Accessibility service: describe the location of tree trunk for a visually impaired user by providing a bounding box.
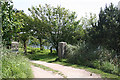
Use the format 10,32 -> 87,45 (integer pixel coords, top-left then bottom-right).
23,40 -> 27,55
39,38 -> 43,50
56,46 -> 58,54
50,46 -> 52,53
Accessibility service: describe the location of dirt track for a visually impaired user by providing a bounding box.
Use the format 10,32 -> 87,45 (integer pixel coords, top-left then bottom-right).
31,65 -> 63,78
31,60 -> 101,78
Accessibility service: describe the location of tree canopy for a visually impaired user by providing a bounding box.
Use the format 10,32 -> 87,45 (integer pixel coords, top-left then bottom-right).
28,4 -> 84,51
88,3 -> 120,54
1,1 -> 120,55
1,1 -> 18,48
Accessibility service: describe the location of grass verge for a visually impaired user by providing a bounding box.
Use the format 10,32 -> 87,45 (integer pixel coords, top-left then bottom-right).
31,62 -> 66,78
2,49 -> 33,78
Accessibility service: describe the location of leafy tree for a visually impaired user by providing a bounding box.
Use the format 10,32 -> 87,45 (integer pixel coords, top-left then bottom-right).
80,13 -> 98,29
28,4 -> 84,52
28,36 -> 40,46
80,13 -> 98,42
88,3 -> 120,54
28,7 -> 49,50
1,1 -> 18,49
16,11 -> 33,54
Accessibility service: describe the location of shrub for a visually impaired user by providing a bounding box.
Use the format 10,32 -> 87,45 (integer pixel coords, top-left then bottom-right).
2,49 -> 33,78
94,46 -> 114,62
65,42 -> 120,75
66,42 -> 97,64
65,44 -> 77,60
101,61 -> 119,75
91,60 -> 101,69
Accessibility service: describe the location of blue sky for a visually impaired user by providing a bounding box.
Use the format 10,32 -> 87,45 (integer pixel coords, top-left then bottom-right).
12,0 -> 120,19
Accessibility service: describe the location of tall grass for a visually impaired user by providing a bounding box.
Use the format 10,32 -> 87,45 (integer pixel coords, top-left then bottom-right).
1,49 -> 33,78
0,42 -> 2,79
65,42 -> 120,76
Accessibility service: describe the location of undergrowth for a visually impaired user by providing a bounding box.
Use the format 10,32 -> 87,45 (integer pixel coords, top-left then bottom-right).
65,42 -> 120,76
1,49 -> 33,78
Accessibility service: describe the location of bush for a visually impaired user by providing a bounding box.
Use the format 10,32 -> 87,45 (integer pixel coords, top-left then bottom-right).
94,46 -> 114,62
66,42 -> 97,64
91,60 -> 101,69
65,44 -> 77,60
101,61 -> 119,75
2,49 -> 33,78
65,42 -> 120,75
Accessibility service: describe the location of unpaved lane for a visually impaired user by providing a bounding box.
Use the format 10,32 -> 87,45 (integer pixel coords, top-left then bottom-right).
31,65 -> 63,78
31,60 -> 101,78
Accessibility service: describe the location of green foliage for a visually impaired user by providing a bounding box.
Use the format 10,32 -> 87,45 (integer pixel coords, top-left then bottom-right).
1,1 -> 19,48
65,44 -> 77,62
80,13 -> 98,29
92,60 -> 101,69
2,49 -> 33,78
27,47 -> 41,54
79,3 -> 120,75
28,4 -> 84,51
28,5 -> 49,50
26,49 -> 57,61
26,48 -> 120,79
65,44 -> 77,58
1,1 -> 120,78
65,42 -> 120,75
101,61 -> 119,74
0,42 -> 2,79
16,11 -> 34,54
88,3 -> 120,54
28,36 -> 40,46
66,42 -> 97,64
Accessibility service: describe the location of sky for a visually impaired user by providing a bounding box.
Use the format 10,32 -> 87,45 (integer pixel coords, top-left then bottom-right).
12,0 -> 120,19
